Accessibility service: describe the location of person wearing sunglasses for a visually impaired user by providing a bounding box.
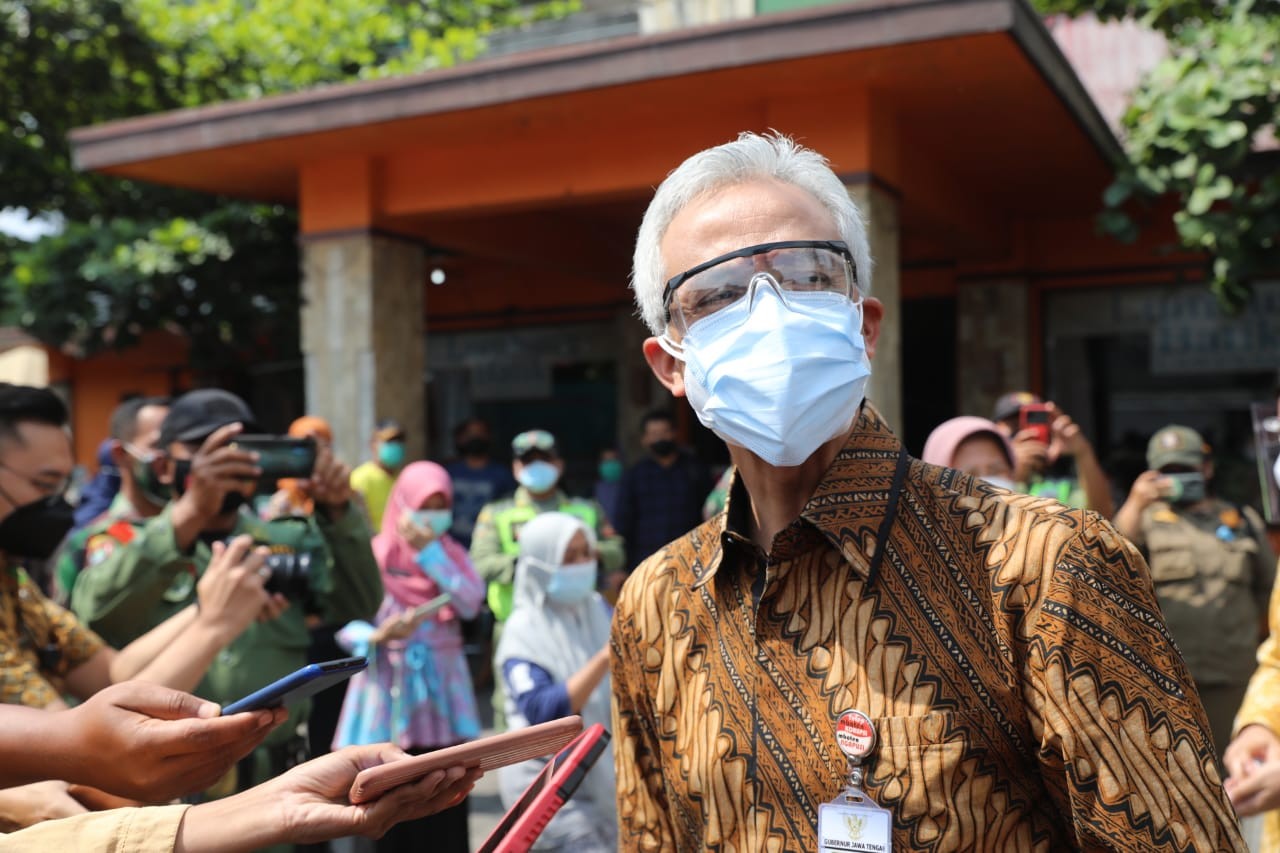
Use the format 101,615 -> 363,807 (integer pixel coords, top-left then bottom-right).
52,396 -> 171,605
609,132 -> 1241,851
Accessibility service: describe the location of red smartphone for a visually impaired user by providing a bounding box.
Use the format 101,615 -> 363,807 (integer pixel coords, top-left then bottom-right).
348,715 -> 582,804
1019,403 -> 1053,445
477,724 -> 611,853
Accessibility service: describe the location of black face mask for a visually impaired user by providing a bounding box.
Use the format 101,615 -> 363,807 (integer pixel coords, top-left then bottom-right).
649,439 -> 678,459
172,460 -> 248,516
0,497 -> 75,560
459,437 -> 492,458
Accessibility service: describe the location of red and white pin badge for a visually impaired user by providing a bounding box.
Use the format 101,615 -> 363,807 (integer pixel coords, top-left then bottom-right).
835,709 -> 877,763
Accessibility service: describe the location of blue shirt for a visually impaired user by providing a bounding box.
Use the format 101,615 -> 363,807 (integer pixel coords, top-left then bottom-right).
445,460 -> 516,548
615,452 -> 712,571
502,658 -> 570,725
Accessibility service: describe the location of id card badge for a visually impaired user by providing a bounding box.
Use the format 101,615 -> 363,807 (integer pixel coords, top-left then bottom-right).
819,710 -> 893,853
819,791 -> 892,852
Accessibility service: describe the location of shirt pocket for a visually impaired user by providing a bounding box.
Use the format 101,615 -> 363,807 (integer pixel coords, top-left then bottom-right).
869,711 -> 985,838
1215,535 -> 1259,585
1145,527 -> 1198,584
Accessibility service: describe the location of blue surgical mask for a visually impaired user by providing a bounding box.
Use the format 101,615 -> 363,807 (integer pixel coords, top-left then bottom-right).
409,509 -> 453,534
378,441 -> 406,468
518,460 -> 560,493
660,284 -> 871,467
546,560 -> 597,605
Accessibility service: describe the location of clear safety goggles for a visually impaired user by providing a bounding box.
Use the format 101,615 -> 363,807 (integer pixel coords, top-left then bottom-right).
661,239 -> 860,336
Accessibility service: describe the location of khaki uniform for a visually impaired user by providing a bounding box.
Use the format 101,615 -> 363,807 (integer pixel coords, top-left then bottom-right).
1134,498 -> 1275,754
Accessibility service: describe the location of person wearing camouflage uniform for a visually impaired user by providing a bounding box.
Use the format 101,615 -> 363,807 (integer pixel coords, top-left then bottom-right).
70,390 -> 382,795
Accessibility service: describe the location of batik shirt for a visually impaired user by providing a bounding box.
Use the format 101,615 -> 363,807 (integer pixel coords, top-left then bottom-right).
0,563 -> 104,708
610,405 -> 1242,852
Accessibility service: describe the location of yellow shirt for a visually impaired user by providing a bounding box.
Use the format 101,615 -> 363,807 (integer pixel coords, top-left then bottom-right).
0,804 -> 189,852
611,404 -> 1242,852
1233,561 -> 1280,848
349,461 -> 395,530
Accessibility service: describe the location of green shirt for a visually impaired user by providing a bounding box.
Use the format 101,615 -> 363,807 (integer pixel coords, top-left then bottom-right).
69,503 -> 383,740
52,493 -> 149,606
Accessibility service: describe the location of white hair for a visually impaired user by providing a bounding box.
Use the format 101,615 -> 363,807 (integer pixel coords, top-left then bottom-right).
631,131 -> 873,336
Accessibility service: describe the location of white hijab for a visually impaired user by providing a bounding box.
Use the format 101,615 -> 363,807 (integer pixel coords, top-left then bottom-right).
494,512 -> 616,845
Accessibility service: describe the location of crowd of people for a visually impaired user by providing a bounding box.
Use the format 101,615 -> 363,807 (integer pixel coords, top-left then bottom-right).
3,132 -> 1280,852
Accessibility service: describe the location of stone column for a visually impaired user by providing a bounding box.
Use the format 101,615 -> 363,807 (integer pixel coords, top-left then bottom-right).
300,232 -> 426,466
847,181 -> 902,433
955,280 -> 1030,421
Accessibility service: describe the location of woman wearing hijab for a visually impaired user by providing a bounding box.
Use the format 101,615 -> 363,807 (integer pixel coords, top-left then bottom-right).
921,416 -> 1018,489
495,512 -> 616,853
333,461 -> 484,853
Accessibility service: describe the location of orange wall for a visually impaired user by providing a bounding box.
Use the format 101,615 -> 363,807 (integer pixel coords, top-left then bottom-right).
58,333 -> 190,470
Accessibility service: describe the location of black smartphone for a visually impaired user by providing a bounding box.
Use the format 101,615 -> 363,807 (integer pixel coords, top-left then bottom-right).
222,657 -> 367,715
230,435 -> 317,479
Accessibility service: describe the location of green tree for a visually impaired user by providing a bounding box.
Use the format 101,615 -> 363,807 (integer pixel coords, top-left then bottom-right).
1,0 -> 574,367
1034,0 -> 1280,308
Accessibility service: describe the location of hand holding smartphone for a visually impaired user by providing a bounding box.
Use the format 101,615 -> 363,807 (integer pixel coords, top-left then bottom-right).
348,715 -> 582,804
1019,403 -> 1053,446
222,657 -> 367,716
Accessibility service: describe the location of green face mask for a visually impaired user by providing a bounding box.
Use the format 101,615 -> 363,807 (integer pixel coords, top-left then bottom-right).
598,459 -> 623,483
127,448 -> 169,508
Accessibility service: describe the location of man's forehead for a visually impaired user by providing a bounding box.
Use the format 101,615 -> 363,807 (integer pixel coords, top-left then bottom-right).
5,422 -> 73,472
135,406 -> 169,438
660,179 -> 840,274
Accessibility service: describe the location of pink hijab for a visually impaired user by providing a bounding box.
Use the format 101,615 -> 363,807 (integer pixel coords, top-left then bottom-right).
921,416 -> 1016,469
371,461 -> 472,616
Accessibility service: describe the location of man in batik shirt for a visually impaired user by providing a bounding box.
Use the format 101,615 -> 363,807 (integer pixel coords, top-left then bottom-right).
611,132 -> 1242,851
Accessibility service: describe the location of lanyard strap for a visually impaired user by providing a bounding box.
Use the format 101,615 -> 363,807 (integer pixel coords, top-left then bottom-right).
867,447 -> 909,585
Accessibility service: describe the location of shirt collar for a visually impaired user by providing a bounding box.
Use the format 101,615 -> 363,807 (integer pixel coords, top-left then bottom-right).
691,403 -> 906,590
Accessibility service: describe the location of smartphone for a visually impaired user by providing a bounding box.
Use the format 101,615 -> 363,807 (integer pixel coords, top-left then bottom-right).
230,435 -> 317,479
348,715 -> 583,804
476,724 -> 611,853
222,656 -> 367,715
1019,403 -> 1053,445
410,593 -> 452,621
1161,471 -> 1206,504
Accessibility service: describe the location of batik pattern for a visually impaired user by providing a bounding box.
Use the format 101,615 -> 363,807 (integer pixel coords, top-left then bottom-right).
611,406 -> 1243,852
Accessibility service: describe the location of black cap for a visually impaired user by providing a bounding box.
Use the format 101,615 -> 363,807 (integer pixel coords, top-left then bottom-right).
158,389 -> 258,448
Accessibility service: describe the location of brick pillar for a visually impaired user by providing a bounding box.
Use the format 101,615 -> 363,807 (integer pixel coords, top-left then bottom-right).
300,232 -> 426,466
847,181 -> 902,433
955,280 -> 1030,420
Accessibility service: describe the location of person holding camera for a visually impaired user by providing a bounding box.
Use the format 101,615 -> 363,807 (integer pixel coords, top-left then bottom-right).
1114,424 -> 1275,757
70,389 -> 383,793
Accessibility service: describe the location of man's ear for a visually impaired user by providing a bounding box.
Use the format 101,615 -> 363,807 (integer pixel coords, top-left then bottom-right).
861,297 -> 884,360
108,440 -> 128,470
642,338 -> 686,398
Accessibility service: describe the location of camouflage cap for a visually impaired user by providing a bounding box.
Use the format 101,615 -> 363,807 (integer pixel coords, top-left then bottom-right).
1147,425 -> 1209,470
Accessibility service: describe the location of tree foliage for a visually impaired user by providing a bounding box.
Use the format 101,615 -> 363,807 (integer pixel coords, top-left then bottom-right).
0,0 -> 574,366
1035,0 -> 1280,309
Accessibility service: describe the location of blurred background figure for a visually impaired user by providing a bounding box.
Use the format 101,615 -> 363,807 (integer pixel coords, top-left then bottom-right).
614,410 -> 711,572
334,461 -> 484,853
71,439 -> 121,531
55,396 -> 170,605
444,418 -> 515,550
921,416 -> 1017,489
593,448 -> 623,527
470,429 -> 624,730
992,391 -> 1114,516
350,418 -> 408,530
1114,424 -> 1275,757
495,512 -> 616,853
